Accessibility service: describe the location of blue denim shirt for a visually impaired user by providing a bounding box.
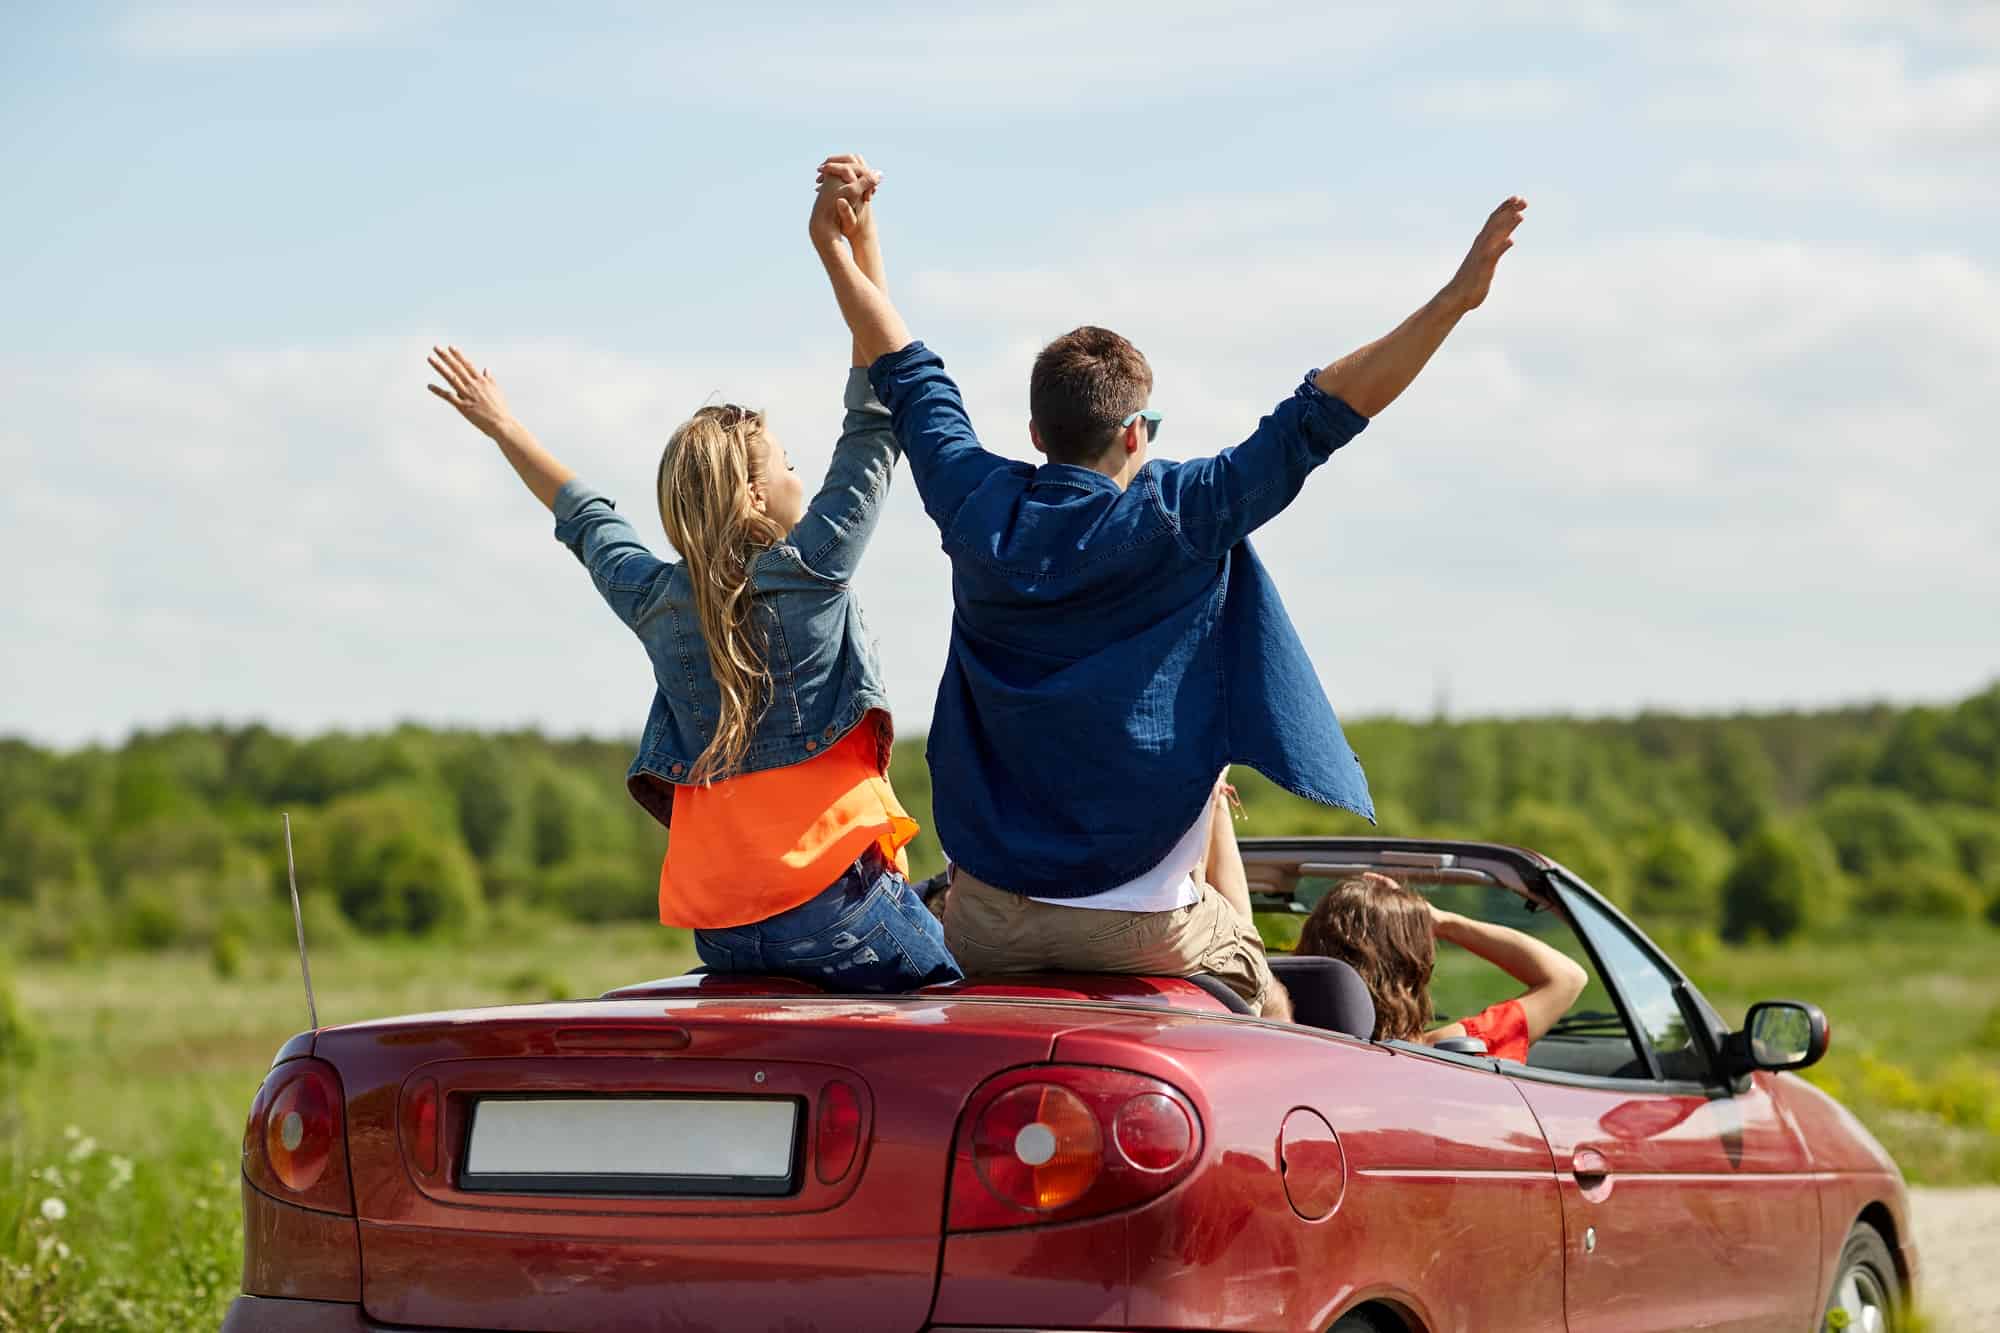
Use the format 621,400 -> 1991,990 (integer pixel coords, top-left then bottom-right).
869,341 -> 1375,899
552,368 -> 898,826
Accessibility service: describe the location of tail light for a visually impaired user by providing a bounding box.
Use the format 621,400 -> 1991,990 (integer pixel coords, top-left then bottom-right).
947,1065 -> 1202,1232
815,1080 -> 864,1185
243,1058 -> 353,1215
402,1077 -> 441,1178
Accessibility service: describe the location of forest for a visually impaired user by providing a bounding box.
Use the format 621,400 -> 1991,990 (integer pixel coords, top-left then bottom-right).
1,682 -> 1997,963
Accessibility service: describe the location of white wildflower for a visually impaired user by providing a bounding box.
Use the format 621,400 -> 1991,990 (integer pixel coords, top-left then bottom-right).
108,1155 -> 135,1190
62,1125 -> 81,1141
39,1197 -> 67,1223
67,1135 -> 98,1163
55,1240 -> 71,1262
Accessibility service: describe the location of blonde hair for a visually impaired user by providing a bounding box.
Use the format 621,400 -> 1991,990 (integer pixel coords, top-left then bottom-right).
656,404 -> 786,785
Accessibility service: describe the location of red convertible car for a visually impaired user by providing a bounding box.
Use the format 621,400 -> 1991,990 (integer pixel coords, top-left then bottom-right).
222,838 -> 1914,1332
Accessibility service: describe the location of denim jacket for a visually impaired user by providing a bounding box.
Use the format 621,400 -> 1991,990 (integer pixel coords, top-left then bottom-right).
869,341 -> 1375,899
552,368 -> 898,827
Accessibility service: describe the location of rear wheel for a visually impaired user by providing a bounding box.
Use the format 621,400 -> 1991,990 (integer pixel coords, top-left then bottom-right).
1331,1307 -> 1403,1333
1824,1222 -> 1900,1333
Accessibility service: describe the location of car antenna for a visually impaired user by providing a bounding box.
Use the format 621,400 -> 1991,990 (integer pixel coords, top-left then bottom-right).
282,813 -> 320,1029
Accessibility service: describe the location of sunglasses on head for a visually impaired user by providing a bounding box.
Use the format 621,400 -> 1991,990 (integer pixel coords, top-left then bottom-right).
1121,409 -> 1164,443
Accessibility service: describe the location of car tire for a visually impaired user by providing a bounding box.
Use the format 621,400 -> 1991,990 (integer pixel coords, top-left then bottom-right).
1330,1308 -> 1402,1333
1823,1222 -> 1901,1332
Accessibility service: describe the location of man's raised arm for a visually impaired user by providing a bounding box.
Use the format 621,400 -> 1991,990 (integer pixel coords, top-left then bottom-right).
811,159 -> 912,365
1313,196 -> 1527,417
809,155 -> 1009,532
1160,196 -> 1527,558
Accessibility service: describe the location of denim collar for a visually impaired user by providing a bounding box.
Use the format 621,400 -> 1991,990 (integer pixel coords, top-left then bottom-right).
1029,461 -> 1126,493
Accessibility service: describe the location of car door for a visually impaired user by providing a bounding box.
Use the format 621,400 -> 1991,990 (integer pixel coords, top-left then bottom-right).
1505,878 -> 1822,1333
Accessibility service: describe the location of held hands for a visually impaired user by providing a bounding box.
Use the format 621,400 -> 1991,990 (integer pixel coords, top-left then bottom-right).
811,153 -> 882,250
1440,196 -> 1527,314
425,345 -> 518,443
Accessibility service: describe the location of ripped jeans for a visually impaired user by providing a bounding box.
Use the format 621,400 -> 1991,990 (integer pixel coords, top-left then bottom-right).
692,848 -> 964,993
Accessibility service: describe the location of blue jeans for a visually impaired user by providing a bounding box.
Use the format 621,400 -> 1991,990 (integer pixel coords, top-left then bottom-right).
693,850 -> 964,993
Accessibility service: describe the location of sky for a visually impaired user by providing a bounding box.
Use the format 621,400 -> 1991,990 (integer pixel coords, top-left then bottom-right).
2,1 -> 1996,748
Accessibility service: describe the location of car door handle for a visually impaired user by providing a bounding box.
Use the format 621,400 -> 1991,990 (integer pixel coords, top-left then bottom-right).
1571,1148 -> 1611,1188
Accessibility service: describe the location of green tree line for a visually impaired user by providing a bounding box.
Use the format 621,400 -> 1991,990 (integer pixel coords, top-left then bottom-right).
2,683 -> 1996,959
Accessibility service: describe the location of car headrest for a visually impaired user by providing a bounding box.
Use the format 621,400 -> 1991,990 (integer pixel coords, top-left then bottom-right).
1268,954 -> 1376,1039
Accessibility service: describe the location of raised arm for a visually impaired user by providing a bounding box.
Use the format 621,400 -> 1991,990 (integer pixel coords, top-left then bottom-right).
785,162 -> 904,580
1312,196 -> 1526,417
1157,196 -> 1526,557
1427,905 -> 1588,1044
425,344 -> 666,624
810,156 -> 1011,532
425,346 -> 575,510
810,161 -> 912,366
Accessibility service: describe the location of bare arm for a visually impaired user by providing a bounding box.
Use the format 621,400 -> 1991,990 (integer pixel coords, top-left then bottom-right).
1427,907 -> 1588,1044
846,192 -> 889,369
811,171 -> 913,366
425,346 -> 575,511
1312,196 -> 1526,418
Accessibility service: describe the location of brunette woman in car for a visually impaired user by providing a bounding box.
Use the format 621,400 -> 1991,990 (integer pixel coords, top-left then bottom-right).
1296,872 -> 1586,1058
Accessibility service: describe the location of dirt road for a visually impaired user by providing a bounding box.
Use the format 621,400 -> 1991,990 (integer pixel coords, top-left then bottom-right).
1911,1187 -> 2000,1330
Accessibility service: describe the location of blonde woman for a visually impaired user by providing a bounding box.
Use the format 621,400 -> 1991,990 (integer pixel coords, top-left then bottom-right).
424,160 -> 960,991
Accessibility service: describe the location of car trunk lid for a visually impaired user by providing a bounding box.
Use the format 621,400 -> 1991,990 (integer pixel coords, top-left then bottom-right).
317,994 -> 1144,1332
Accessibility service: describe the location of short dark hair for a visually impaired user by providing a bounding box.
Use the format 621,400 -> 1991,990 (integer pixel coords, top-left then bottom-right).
1029,326 -> 1153,466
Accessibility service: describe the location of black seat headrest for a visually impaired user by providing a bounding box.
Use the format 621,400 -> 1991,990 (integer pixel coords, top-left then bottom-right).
1269,954 -> 1376,1039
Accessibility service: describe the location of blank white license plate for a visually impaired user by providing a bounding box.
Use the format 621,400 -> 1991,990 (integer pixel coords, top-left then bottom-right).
462,1097 -> 799,1195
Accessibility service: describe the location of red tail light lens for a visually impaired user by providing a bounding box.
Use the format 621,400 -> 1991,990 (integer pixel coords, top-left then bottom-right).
815,1080 -> 864,1185
243,1058 -> 353,1215
1114,1091 -> 1194,1171
403,1077 -> 440,1177
948,1065 -> 1202,1232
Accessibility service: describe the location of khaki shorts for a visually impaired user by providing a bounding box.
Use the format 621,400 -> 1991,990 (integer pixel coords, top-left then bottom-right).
942,870 -> 1275,1012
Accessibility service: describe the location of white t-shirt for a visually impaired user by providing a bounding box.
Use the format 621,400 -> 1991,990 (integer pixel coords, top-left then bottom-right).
1024,807 -> 1208,913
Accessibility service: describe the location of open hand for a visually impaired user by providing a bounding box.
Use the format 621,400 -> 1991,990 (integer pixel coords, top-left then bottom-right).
1441,196 -> 1527,313
425,345 -> 516,441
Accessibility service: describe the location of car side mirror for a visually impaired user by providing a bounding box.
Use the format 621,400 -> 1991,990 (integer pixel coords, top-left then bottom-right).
1725,1001 -> 1829,1075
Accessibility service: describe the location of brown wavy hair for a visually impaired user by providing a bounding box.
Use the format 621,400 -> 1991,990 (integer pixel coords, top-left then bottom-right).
656,404 -> 787,786
1296,873 -> 1436,1040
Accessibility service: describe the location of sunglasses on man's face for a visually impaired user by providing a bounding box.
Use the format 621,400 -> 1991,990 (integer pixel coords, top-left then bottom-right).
1121,409 -> 1164,443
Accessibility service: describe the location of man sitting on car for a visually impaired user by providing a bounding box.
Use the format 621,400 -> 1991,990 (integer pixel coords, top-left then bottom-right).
810,154 -> 1526,1020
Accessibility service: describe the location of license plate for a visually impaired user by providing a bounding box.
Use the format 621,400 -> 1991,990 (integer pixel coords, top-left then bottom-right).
461,1097 -> 800,1196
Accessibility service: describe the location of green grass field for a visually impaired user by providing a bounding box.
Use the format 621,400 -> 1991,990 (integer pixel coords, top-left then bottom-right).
3,922 -> 1996,1330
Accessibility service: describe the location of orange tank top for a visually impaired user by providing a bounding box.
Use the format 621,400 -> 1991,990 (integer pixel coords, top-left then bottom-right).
659,713 -> 917,930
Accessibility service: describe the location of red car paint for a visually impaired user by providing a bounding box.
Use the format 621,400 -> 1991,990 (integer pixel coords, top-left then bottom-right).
221,839 -> 1914,1333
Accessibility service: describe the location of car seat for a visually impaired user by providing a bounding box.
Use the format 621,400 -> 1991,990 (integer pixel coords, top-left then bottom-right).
1267,955 -> 1376,1039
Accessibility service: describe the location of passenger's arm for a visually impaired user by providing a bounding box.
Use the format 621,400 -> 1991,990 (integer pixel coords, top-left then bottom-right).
1426,907 -> 1588,1044
810,159 -> 1010,531
1312,196 -> 1526,417
426,345 -> 575,509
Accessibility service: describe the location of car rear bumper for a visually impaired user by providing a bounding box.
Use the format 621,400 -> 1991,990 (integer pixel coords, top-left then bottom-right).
221,1297 -> 382,1332
222,1296 -> 1132,1333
